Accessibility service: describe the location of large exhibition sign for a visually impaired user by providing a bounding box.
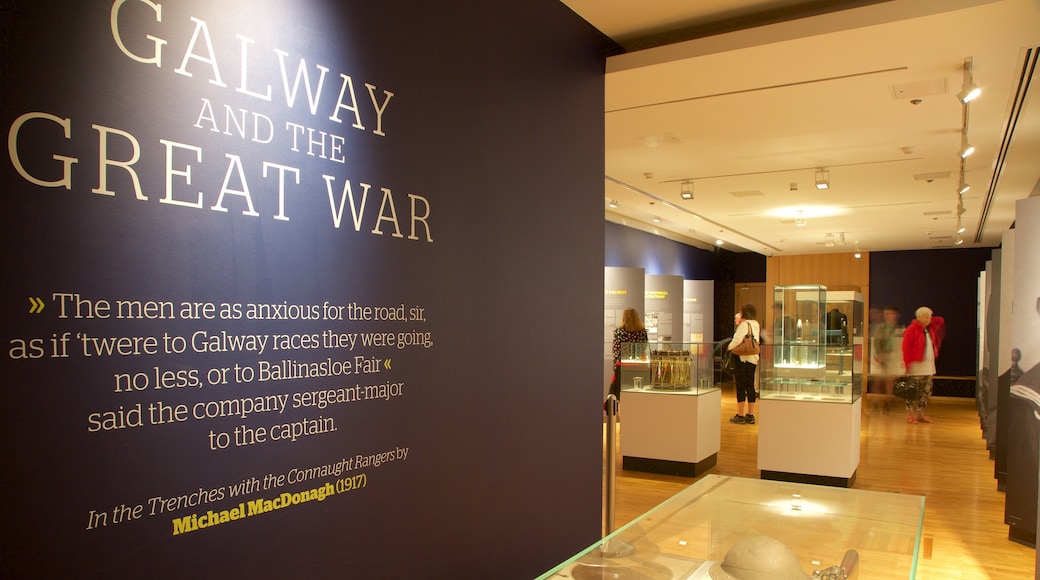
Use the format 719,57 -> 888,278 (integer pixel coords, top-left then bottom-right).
1,1 -> 610,576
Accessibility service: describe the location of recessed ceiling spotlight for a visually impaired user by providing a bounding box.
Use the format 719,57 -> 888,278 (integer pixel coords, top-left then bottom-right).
959,132 -> 975,158
814,168 -> 830,190
715,239 -> 724,246
651,216 -> 662,223
607,199 -> 619,208
680,180 -> 694,200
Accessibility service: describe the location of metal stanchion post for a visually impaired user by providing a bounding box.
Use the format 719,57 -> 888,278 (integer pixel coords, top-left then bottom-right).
604,394 -> 618,535
601,394 -> 633,558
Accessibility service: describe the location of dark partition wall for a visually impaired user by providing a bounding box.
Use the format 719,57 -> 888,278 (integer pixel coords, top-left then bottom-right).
870,248 -> 991,394
0,1 -> 615,576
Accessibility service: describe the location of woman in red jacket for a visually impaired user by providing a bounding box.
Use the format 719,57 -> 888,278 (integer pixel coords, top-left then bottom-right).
901,306 -> 946,423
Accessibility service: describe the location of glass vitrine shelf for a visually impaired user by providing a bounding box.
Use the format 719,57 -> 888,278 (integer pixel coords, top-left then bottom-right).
540,475 -> 925,579
761,377 -> 854,402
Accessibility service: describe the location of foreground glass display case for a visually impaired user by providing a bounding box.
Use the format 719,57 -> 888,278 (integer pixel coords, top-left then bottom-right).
540,475 -> 925,579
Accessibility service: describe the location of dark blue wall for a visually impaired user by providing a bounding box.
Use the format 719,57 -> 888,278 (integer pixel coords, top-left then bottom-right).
870,248 -> 991,382
0,1 -> 616,577
605,221 -> 717,279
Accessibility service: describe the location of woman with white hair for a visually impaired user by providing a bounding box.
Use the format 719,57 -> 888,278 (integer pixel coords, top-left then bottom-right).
901,306 -> 946,423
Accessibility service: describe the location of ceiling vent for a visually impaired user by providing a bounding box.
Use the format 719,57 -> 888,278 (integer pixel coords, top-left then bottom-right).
913,171 -> 951,182
639,133 -> 685,148
891,78 -> 948,100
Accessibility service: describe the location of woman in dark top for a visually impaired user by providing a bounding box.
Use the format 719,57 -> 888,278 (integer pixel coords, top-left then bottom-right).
611,308 -> 648,399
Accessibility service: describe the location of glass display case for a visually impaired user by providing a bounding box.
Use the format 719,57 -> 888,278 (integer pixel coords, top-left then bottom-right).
763,286 -> 862,403
621,342 -> 719,395
618,341 -> 721,477
770,285 -> 826,373
540,475 -> 925,579
823,291 -> 864,400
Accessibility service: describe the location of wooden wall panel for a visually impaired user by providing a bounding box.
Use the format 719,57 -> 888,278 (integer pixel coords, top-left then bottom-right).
766,252 -> 870,290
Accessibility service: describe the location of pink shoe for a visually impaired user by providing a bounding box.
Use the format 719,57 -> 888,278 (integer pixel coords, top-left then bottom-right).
906,416 -> 917,424
917,415 -> 933,423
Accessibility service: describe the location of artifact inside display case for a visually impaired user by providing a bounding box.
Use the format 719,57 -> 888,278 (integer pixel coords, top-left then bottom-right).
541,475 -> 923,579
651,349 -> 691,390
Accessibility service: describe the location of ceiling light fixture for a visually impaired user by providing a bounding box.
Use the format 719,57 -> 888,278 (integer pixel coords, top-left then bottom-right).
958,56 -> 981,104
680,180 -> 694,200
825,233 -> 835,247
715,239 -> 724,246
955,236 -> 964,246
794,210 -> 806,227
838,232 -> 846,245
651,215 -> 662,223
608,199 -> 619,208
814,168 -> 830,190
959,132 -> 975,158
853,242 -> 862,259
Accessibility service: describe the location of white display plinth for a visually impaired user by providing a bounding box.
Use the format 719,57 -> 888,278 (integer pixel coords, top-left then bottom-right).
757,397 -> 861,487
620,388 -> 721,477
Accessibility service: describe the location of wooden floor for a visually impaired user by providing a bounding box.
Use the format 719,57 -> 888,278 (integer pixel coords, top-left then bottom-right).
608,387 -> 1036,579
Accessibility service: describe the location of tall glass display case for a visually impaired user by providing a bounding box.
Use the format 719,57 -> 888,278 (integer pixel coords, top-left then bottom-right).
759,286 -> 863,487
540,475 -> 925,579
769,284 -> 826,373
763,285 -> 863,404
823,290 -> 865,400
619,342 -> 720,477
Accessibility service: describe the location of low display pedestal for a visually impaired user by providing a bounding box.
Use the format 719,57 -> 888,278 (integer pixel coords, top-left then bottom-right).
757,397 -> 861,488
620,388 -> 720,477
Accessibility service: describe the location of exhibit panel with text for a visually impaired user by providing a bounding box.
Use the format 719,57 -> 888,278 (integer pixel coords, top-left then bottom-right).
0,1 -> 612,576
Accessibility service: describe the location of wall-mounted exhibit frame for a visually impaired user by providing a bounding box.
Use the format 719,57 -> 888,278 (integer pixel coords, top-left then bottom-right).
644,275 -> 684,345
1005,197 -> 1040,547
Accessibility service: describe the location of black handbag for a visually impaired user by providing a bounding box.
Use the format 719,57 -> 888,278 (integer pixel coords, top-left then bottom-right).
893,376 -> 916,400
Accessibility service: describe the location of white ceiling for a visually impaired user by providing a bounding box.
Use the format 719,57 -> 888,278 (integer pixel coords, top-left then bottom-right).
562,0 -> 1040,255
